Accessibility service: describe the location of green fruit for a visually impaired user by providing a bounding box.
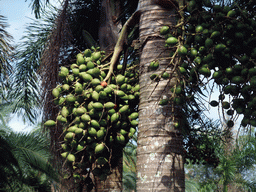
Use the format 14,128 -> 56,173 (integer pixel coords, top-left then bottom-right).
108,108 -> 116,116
92,52 -> 101,61
162,72 -> 170,79
150,74 -> 158,80
114,90 -> 126,97
66,94 -> 76,103
104,102 -> 116,109
76,107 -> 87,115
79,64 -> 87,72
95,85 -> 104,92
75,128 -> 84,135
67,125 -> 77,132
120,83 -> 128,92
179,67 -> 186,74
166,37 -> 178,45
52,88 -> 60,98
91,78 -> 101,86
222,101 -> 230,109
111,113 -> 120,123
60,66 -> 69,76
44,120 -> 56,127
57,115 -> 67,123
190,48 -> 198,56
149,61 -> 159,70
81,114 -> 91,122
91,68 -> 100,77
76,144 -> 84,151
194,56 -> 201,64
213,71 -> 222,79
178,46 -> 188,55
95,143 -> 105,154
65,132 -> 75,140
116,74 -> 125,85
61,152 -> 68,158
116,135 -> 126,145
129,112 -> 138,120
227,10 -> 236,17
75,84 -> 83,94
130,120 -> 138,127
87,61 -> 95,69
231,76 -> 244,84
205,38 -> 213,48
77,54 -> 85,64
215,44 -> 226,52
209,100 -> 219,107
97,129 -> 105,140
91,91 -> 100,101
119,105 -> 129,114
199,67 -> 211,77
84,49 -> 92,57
210,31 -> 221,38
72,68 -> 80,76
195,25 -> 203,33
160,26 -> 170,35
91,119 -> 100,129
88,127 -> 97,137
67,154 -> 75,162
93,102 -> 104,110
133,84 -> 140,92
62,84 -> 70,91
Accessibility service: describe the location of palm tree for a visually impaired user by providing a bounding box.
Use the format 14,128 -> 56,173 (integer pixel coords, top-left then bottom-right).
0,14 -> 13,100
0,127 -> 59,191
136,0 -> 185,191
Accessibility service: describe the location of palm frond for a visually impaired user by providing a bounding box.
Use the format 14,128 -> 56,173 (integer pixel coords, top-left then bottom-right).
26,0 -> 50,19
0,14 -> 13,98
6,131 -> 59,182
123,171 -> 136,191
0,133 -> 22,190
10,8 -> 57,123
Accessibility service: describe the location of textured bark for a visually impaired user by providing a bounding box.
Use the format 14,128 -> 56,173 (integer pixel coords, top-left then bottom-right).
94,158 -> 123,192
137,0 -> 185,191
98,0 -> 122,54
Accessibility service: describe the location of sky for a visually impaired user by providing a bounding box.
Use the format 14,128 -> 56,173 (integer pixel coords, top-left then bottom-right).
0,0 -> 60,132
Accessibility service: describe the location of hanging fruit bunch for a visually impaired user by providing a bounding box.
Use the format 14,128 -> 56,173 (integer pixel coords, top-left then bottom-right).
157,0 -> 256,165
44,46 -> 139,189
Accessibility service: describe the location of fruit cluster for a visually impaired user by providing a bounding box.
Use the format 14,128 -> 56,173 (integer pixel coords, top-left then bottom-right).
157,0 -> 256,165
159,0 -> 256,127
44,47 -> 139,187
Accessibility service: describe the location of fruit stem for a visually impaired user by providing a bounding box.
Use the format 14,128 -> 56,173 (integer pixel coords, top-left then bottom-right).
103,11 -> 141,82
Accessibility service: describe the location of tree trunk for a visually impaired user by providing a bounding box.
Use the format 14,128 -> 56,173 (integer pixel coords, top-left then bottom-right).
94,0 -> 123,191
136,0 -> 185,191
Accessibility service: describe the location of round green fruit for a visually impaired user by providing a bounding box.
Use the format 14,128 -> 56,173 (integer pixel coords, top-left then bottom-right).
227,10 -> 236,17
166,37 -> 178,45
178,46 -> 188,56
95,143 -> 105,154
44,120 -> 56,127
209,100 -> 219,107
195,25 -> 203,33
160,26 -> 170,35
